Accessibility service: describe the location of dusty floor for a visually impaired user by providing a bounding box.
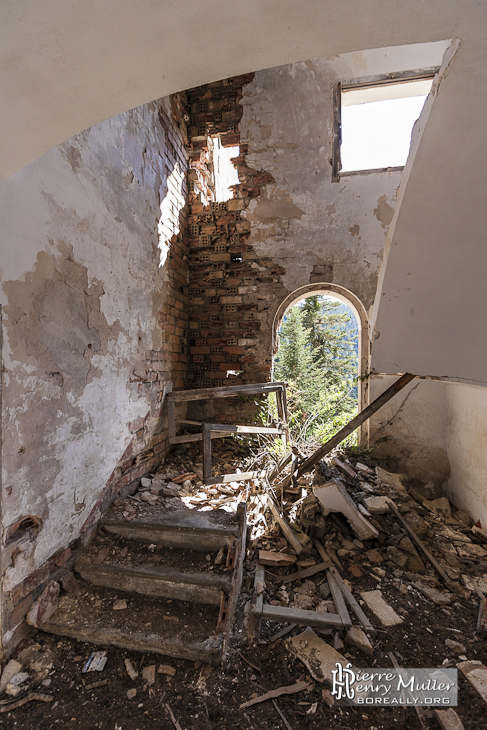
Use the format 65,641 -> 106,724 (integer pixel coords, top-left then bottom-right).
1,439 -> 487,729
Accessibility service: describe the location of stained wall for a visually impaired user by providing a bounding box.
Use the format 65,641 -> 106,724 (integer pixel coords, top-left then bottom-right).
0,96 -> 189,652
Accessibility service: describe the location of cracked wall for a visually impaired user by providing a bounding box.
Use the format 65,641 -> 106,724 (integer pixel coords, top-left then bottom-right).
0,96 -> 189,654
183,56 -> 406,414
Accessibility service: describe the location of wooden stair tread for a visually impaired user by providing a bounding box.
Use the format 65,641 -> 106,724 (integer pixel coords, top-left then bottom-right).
41,582 -> 222,664
75,561 -> 230,605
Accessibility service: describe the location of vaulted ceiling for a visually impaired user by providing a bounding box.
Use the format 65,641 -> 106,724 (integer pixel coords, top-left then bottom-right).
2,1 -> 486,384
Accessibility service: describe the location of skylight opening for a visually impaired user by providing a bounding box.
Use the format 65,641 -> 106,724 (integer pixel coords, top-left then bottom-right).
339,77 -> 433,174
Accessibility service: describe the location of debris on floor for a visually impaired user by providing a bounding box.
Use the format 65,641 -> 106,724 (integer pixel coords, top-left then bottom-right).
2,437 -> 487,729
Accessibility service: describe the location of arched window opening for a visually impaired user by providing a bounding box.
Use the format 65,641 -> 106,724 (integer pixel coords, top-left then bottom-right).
273,286 -> 367,446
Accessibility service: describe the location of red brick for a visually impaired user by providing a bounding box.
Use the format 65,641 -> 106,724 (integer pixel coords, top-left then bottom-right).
10,565 -> 49,606
8,593 -> 34,629
50,547 -> 71,568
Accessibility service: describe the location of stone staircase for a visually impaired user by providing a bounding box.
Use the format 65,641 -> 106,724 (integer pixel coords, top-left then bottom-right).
42,505 -> 246,666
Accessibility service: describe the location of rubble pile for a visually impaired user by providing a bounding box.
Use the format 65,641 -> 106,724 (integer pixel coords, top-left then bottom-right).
2,439 -> 487,728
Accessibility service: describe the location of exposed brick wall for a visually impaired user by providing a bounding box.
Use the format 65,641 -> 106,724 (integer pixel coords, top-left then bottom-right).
185,77 -> 284,420
3,545 -> 75,654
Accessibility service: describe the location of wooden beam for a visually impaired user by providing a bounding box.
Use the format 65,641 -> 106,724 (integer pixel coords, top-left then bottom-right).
327,569 -> 352,627
328,566 -> 375,633
169,432 -> 228,444
167,382 -> 286,402
254,603 -> 344,628
279,373 -> 415,489
388,501 -> 451,583
268,495 -> 310,555
279,560 -> 332,584
389,652 -> 428,729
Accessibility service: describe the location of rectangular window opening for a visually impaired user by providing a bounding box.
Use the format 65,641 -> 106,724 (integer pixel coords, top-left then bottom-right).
212,137 -> 240,202
333,73 -> 434,178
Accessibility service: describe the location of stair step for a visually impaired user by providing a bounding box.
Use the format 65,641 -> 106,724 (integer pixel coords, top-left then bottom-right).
41,583 -> 222,665
103,509 -> 239,551
84,532 -> 227,574
75,561 -> 231,605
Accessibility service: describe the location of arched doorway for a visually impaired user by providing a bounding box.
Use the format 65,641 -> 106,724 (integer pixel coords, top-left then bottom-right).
273,283 -> 370,444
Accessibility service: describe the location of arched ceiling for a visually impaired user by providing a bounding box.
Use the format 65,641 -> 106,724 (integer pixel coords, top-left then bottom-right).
2,1 -> 487,384
0,0 -> 473,178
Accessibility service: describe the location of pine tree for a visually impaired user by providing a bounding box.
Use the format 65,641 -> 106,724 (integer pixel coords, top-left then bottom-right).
273,306 -> 324,424
301,295 -> 357,389
274,296 -> 358,442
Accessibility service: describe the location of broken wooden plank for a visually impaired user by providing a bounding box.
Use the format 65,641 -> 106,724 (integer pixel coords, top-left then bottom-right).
258,550 -> 297,567
268,495 -> 309,555
253,569 -> 265,617
280,560 -> 332,584
388,501 -> 451,583
168,381 -> 287,402
434,709 -> 466,730
222,503 -> 247,670
272,700 -> 293,730
0,693 -> 53,714
328,566 -> 376,633
255,603 -> 344,629
85,678 -> 109,691
327,569 -> 352,627
389,652 -> 427,730
331,457 -> 357,480
269,623 -> 297,644
268,451 -> 293,483
279,373 -> 415,489
313,539 -> 332,564
239,680 -> 312,709
204,471 -> 263,486
165,703 -> 183,730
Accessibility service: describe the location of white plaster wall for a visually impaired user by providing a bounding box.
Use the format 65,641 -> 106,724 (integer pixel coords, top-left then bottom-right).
369,376 -> 487,527
368,375 -> 450,485
445,383 -> 487,528
0,1 -> 467,178
0,98 -> 186,591
240,44 -> 448,324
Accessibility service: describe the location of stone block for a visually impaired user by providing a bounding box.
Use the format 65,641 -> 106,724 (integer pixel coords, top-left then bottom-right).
345,626 -> 374,656
363,496 -> 392,514
360,590 -> 403,626
285,627 -> 350,683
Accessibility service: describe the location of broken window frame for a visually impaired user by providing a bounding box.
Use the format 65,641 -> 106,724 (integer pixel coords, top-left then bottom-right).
331,69 -> 437,182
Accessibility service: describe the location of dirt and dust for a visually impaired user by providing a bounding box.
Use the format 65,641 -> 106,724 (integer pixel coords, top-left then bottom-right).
1,439 -> 486,729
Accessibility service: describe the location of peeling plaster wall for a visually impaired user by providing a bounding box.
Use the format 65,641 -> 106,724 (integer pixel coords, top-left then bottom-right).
0,97 -> 189,649
445,383 -> 487,528
368,375 -> 450,486
369,376 -> 487,528
240,55 -> 404,371
183,45 -> 447,415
